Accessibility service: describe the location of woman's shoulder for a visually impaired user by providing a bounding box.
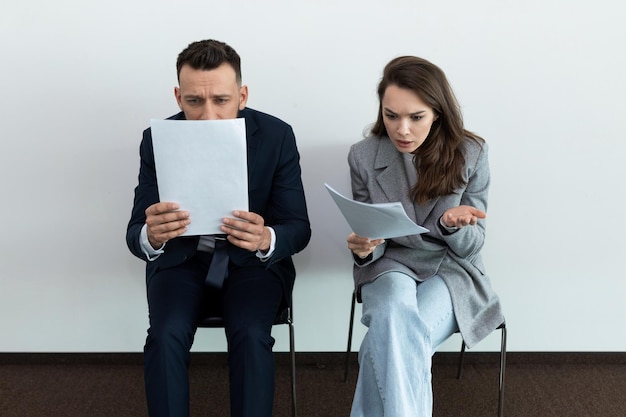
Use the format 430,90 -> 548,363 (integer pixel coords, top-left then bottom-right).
350,135 -> 381,156
462,134 -> 487,150
462,136 -> 488,160
352,135 -> 382,148
460,136 -> 489,175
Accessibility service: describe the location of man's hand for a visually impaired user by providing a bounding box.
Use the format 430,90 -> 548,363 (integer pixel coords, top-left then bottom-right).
347,232 -> 385,259
145,202 -> 190,249
221,210 -> 271,252
442,205 -> 486,228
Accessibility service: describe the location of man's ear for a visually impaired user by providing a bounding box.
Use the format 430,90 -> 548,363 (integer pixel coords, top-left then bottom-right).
174,86 -> 183,110
238,85 -> 249,110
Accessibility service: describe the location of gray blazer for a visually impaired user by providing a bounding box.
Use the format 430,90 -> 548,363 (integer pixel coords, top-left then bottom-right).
348,135 -> 504,348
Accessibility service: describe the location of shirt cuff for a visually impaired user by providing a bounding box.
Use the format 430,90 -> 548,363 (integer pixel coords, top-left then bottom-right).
439,216 -> 460,235
256,227 -> 276,262
140,224 -> 165,261
353,252 -> 373,265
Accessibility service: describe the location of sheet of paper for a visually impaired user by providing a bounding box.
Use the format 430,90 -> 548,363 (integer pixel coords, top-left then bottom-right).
151,118 -> 248,236
325,183 -> 428,239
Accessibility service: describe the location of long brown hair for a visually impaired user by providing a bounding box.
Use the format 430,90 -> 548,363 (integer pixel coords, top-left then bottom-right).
370,56 -> 484,204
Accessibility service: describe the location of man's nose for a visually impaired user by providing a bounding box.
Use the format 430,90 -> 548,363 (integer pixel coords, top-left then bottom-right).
199,104 -> 218,120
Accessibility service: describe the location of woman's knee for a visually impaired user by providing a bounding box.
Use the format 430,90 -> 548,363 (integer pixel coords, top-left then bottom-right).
361,274 -> 418,323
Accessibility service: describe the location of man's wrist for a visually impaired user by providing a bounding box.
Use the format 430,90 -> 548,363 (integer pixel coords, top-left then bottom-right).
258,227 -> 272,252
256,227 -> 276,260
140,224 -> 165,260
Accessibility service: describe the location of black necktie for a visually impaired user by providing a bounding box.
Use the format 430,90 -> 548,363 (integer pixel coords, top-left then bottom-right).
205,236 -> 229,288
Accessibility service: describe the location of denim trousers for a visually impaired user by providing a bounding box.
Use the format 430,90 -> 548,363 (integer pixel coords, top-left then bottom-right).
350,272 -> 458,417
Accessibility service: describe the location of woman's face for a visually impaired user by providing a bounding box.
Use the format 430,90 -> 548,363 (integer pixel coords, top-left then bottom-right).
381,84 -> 438,154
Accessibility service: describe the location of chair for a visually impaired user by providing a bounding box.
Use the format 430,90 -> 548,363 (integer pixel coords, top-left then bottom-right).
343,291 -> 507,417
197,306 -> 297,417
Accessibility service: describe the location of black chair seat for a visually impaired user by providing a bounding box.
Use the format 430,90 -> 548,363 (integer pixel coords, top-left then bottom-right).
197,306 -> 297,417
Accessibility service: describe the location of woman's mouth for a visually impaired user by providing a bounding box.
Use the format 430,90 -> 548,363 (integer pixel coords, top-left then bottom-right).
396,139 -> 413,148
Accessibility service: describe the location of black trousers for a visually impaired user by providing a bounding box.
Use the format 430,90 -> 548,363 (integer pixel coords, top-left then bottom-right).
143,252 -> 283,417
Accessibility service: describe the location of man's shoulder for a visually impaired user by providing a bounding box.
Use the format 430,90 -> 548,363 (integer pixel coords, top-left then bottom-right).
167,112 -> 186,121
240,107 -> 292,131
141,112 -> 185,136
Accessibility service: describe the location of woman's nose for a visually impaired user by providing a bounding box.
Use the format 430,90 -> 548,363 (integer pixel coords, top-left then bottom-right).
398,119 -> 410,135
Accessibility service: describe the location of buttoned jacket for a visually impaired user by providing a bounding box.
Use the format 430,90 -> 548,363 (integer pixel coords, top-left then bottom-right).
126,108 -> 311,306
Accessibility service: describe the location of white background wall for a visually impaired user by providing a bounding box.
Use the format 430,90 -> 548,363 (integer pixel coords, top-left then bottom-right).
1,0 -> 624,353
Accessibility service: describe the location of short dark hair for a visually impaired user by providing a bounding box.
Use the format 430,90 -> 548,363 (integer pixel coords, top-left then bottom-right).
176,39 -> 242,84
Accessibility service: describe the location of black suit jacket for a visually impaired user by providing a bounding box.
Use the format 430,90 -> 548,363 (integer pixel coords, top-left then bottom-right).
126,108 -> 311,305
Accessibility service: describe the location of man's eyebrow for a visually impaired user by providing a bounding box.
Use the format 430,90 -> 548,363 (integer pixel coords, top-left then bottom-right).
211,93 -> 232,99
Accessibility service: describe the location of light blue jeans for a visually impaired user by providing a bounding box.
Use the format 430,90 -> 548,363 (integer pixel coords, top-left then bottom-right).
350,272 -> 458,417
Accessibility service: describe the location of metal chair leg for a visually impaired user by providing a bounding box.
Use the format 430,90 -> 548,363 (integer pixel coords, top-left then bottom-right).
288,311 -> 297,417
344,291 -> 357,382
498,324 -> 507,417
456,323 -> 506,417
457,340 -> 467,380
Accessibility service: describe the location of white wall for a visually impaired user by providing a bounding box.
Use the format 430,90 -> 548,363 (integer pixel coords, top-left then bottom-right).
1,0 -> 624,353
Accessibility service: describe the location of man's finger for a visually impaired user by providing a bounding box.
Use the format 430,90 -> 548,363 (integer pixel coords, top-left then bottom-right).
146,202 -> 180,216
231,210 -> 262,224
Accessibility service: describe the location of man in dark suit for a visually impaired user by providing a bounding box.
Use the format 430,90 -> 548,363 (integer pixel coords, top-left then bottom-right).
126,39 -> 311,417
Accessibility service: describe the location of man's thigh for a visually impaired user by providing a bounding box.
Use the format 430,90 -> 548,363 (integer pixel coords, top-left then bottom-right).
146,258 -> 207,330
221,266 -> 283,330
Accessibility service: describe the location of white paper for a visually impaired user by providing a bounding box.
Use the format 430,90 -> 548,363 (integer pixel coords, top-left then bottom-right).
151,118 -> 248,236
324,183 -> 428,239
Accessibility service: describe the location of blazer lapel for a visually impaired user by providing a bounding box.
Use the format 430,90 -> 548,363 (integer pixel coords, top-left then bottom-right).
374,139 -> 439,227
374,140 -> 417,223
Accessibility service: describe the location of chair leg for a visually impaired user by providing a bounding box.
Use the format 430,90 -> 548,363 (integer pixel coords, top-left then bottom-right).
289,319 -> 297,417
498,325 -> 507,417
344,291 -> 357,382
456,340 -> 466,380
456,323 -> 506,416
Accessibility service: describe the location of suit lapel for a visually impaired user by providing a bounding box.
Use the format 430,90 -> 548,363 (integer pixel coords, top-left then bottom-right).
240,109 -> 259,183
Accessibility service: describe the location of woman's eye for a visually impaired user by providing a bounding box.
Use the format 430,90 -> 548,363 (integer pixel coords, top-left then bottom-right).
385,113 -> 397,120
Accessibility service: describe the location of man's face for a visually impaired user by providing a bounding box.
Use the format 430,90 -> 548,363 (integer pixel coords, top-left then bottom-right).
175,63 -> 248,120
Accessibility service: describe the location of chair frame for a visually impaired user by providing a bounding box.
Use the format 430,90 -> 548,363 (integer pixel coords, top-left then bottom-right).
198,306 -> 297,417
344,291 -> 506,417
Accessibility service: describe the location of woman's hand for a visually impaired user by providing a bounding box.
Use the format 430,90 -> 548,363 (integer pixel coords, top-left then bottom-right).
442,205 -> 486,228
347,232 -> 385,259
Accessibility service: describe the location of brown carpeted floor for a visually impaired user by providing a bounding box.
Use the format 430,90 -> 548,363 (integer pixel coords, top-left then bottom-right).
1,352 -> 625,417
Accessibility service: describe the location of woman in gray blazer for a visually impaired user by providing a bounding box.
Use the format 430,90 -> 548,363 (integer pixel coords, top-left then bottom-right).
347,56 -> 504,417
